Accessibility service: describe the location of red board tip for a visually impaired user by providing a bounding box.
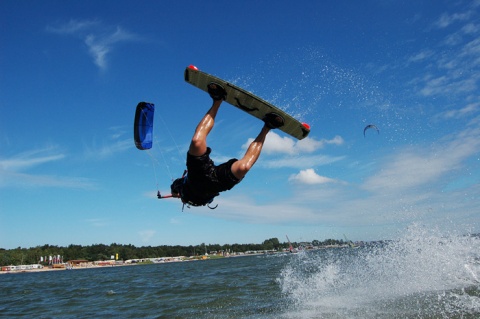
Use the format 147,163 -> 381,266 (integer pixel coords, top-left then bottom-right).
302,123 -> 311,130
188,65 -> 199,70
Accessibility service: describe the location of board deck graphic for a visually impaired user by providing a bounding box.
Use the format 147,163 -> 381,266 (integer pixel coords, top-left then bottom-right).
184,66 -> 310,140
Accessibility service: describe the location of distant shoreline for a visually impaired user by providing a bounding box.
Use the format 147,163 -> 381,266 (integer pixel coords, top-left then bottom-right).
1,246 -> 363,275
0,263 -> 133,275
0,251 -> 275,275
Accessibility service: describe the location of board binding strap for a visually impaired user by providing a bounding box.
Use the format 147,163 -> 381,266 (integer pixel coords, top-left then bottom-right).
185,65 -> 310,140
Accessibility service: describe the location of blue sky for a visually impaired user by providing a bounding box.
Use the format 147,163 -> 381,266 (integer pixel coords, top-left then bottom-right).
1,0 -> 479,249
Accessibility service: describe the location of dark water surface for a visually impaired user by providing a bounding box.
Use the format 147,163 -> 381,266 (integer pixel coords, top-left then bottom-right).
1,255 -> 286,319
1,230 -> 479,319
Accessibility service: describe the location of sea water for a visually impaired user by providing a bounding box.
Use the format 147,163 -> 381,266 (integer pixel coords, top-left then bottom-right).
278,224 -> 480,318
1,225 -> 479,318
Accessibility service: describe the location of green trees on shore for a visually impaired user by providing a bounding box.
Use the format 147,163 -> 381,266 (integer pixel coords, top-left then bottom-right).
0,237 -> 347,266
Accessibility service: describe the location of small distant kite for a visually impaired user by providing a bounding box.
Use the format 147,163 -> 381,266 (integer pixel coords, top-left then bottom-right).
363,124 -> 379,137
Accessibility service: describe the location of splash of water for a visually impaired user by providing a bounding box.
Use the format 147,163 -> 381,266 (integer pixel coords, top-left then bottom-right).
278,224 -> 480,318
234,48 -> 396,117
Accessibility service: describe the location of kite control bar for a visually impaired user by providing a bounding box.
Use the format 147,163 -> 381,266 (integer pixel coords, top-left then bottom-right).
157,190 -> 218,210
157,191 -> 173,199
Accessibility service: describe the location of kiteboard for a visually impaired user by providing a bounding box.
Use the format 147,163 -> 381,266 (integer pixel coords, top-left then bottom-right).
184,65 -> 310,140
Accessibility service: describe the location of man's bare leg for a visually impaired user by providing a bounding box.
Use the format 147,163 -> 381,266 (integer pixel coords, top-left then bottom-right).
189,99 -> 222,157
231,125 -> 271,180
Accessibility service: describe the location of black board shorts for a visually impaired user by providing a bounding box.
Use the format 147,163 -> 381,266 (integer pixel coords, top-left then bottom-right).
186,147 -> 240,194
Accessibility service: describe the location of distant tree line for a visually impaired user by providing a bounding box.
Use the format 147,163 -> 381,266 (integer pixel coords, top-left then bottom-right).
0,238 -> 347,266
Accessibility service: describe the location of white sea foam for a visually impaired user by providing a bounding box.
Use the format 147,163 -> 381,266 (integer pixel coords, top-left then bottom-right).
278,223 -> 480,318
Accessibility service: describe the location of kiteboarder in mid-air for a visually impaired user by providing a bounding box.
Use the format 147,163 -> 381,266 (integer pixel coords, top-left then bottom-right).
170,83 -> 285,209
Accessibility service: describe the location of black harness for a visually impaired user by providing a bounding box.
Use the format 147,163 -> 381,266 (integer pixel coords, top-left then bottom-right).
178,171 -> 218,211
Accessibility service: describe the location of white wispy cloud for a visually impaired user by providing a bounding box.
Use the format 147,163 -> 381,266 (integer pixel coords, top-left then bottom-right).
461,22 -> 480,34
0,147 -> 95,189
413,35 -> 480,99
139,230 -> 156,243
46,19 -> 139,70
288,168 -> 337,185
419,73 -> 478,96
242,131 -> 343,155
169,218 -> 182,225
84,26 -> 137,70
46,19 -> 99,34
82,126 -> 132,160
196,194 -> 319,225
262,154 -> 345,169
194,125 -> 480,233
0,151 -> 65,171
229,131 -> 346,170
86,218 -> 109,227
433,11 -> 473,29
0,171 -> 94,189
363,127 -> 480,194
83,138 -> 132,160
403,4 -> 480,108
435,102 -> 479,120
407,50 -> 434,63
0,146 -> 64,171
